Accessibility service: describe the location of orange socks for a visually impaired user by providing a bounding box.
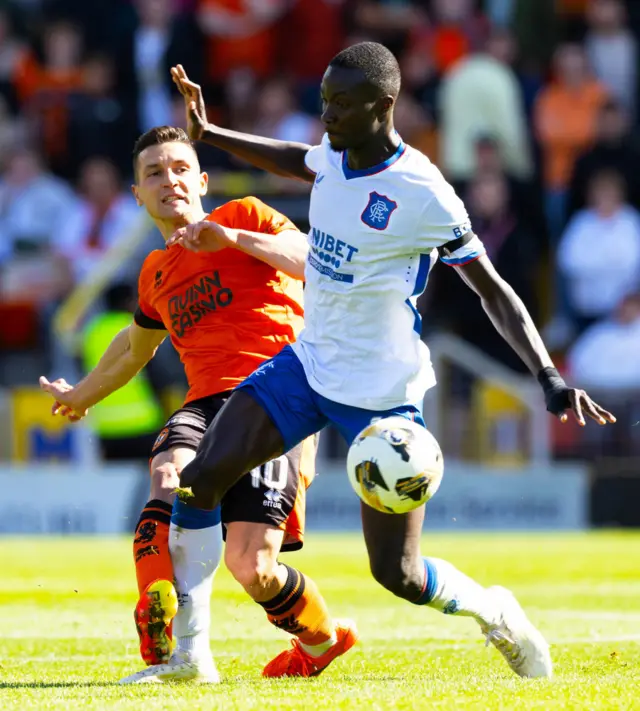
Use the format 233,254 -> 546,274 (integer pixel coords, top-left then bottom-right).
133,499 -> 174,596
260,564 -> 334,647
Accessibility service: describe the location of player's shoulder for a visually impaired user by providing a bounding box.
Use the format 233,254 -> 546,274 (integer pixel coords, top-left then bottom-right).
139,249 -> 168,284
399,144 -> 448,185
210,196 -> 295,234
306,133 -> 341,172
209,195 -> 269,223
399,144 -> 463,208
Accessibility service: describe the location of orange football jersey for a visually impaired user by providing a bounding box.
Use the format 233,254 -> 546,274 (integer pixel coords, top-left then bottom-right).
135,196 -> 304,404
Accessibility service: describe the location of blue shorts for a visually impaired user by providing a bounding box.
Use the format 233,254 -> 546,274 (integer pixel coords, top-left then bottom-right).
236,346 -> 426,451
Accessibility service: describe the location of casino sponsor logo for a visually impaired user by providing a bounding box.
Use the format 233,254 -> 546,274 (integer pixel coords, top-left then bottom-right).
308,227 -> 359,283
168,271 -> 233,337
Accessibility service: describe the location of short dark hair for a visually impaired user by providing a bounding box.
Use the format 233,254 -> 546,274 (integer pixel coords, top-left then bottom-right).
132,125 -> 196,180
329,42 -> 401,98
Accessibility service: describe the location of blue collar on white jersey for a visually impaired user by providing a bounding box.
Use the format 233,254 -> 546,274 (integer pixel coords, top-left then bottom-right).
341,139 -> 407,180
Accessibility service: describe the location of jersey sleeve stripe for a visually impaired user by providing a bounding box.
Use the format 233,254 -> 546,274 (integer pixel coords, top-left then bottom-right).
441,252 -> 485,267
439,233 -> 486,266
405,298 -> 422,335
412,252 -> 432,296
134,306 -> 166,330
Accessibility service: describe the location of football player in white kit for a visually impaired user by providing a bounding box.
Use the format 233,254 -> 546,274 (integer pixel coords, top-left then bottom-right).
133,43 -> 615,683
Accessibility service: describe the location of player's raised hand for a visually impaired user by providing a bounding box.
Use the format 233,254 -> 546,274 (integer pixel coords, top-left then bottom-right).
39,376 -> 88,422
167,221 -> 234,253
547,386 -> 616,427
171,64 -> 208,140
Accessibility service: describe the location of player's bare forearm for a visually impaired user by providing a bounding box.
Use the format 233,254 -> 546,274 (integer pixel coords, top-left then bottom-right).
455,255 -> 553,375
73,355 -> 146,410
200,125 -> 314,183
228,228 -> 308,280
74,329 -> 150,410
72,325 -> 163,410
480,281 -> 553,374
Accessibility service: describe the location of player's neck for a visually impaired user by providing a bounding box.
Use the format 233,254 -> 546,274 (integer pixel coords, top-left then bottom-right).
345,129 -> 401,172
154,209 -> 208,242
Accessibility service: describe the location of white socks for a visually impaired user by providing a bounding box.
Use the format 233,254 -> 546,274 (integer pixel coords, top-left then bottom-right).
300,631 -> 338,657
416,557 -> 500,627
169,501 -> 223,657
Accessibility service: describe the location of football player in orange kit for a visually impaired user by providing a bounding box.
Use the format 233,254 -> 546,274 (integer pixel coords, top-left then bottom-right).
39,125 -> 357,683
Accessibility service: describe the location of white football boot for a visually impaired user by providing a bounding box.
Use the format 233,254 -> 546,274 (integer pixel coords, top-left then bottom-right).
481,586 -> 552,679
118,649 -> 220,684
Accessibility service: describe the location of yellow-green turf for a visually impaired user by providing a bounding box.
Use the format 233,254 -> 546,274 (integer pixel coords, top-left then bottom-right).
2,532 -> 639,710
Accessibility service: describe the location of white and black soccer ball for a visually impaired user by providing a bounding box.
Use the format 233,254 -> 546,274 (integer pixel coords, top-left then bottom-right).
346,416 -> 444,514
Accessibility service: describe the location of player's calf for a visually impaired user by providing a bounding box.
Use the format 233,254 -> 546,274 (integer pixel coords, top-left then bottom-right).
225,546 -> 285,603
368,550 -> 426,601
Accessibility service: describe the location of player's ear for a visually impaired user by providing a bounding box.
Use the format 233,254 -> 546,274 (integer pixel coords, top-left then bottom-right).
377,95 -> 395,120
199,171 -> 209,197
131,184 -> 144,206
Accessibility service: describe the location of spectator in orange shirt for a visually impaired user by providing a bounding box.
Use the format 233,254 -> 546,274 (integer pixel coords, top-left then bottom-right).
534,42 -> 609,241
197,0 -> 288,84
16,21 -> 86,177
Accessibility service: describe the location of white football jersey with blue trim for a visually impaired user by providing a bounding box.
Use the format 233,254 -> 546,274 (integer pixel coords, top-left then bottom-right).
292,134 -> 485,410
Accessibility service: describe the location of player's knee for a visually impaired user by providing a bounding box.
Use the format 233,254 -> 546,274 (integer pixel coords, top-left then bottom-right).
150,462 -> 180,501
225,549 -> 278,596
369,552 -> 422,600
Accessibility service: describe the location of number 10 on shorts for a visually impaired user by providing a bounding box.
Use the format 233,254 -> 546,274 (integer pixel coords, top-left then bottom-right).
251,455 -> 289,491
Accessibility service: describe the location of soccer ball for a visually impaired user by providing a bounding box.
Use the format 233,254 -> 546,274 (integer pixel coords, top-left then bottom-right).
346,416 -> 444,514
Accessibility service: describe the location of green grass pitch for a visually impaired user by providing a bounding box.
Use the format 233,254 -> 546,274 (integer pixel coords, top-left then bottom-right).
2,532 -> 639,710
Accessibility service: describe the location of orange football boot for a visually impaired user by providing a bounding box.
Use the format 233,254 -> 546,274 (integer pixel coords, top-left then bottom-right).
262,619 -> 358,678
134,579 -> 178,665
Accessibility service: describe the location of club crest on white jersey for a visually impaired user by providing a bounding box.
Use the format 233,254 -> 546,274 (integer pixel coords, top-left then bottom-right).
361,191 -> 398,231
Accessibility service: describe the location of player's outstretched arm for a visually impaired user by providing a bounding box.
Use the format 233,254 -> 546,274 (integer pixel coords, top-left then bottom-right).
168,221 -> 308,279
39,324 -> 166,421
454,255 -> 616,427
171,64 -> 314,183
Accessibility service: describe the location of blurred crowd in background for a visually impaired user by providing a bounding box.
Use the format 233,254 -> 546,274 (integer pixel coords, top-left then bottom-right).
1,0 -> 640,462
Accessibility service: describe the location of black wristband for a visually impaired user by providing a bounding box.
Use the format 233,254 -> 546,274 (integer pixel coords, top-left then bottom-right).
537,366 -> 565,393
537,367 -> 571,415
